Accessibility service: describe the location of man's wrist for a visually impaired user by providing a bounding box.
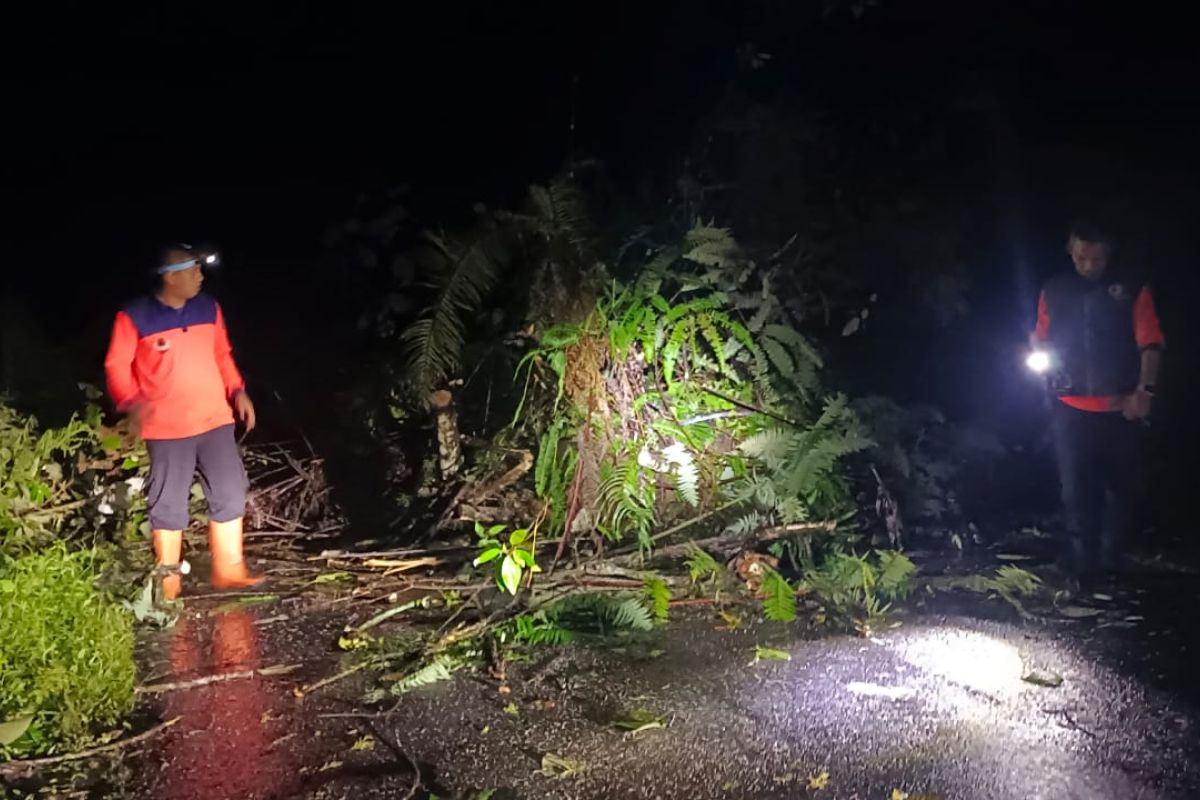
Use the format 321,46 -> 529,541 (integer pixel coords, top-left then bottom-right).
1137,384 -> 1156,396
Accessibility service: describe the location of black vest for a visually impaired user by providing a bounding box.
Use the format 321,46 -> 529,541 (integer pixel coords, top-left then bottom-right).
1042,270 -> 1143,396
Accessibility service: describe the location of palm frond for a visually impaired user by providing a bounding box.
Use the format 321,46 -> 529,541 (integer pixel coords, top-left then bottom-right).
399,226 -> 508,400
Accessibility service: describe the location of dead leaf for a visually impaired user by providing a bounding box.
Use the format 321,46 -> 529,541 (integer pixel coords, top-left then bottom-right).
1058,605 -> 1103,619
363,557 -> 443,571
537,752 -> 587,779
807,770 -> 830,789
1021,670 -> 1064,688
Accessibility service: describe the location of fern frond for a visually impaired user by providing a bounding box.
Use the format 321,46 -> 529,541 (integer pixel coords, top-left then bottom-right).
739,427 -> 794,462
724,509 -> 770,536
513,611 -> 575,645
875,550 -> 916,600
762,324 -> 823,369
685,543 -> 721,583
527,179 -> 591,248
761,336 -> 795,381
641,574 -> 671,622
551,592 -> 655,634
607,596 -> 655,631
760,567 -> 797,622
663,443 -> 700,507
389,654 -> 459,695
683,224 -> 741,268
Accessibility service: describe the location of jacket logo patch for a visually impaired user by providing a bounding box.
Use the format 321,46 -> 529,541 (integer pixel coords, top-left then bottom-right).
154,337 -> 171,352
1107,283 -> 1129,300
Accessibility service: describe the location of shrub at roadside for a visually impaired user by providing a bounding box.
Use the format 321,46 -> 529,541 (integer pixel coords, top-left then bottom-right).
0,545 -> 136,757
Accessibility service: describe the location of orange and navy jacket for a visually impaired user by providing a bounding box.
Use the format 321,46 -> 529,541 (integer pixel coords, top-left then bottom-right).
104,293 -> 245,440
1033,281 -> 1164,413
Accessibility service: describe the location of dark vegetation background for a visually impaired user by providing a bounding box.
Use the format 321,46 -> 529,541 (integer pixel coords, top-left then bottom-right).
2,0 -> 1197,554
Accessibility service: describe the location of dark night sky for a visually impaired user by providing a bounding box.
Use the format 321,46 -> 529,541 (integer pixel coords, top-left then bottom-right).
3,0 -> 1199,450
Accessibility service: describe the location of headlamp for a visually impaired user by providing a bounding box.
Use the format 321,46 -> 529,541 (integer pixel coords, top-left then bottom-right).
157,249 -> 219,274
1025,350 -> 1052,374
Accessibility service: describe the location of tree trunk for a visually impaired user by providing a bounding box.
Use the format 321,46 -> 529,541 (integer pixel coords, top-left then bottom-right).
430,390 -> 462,479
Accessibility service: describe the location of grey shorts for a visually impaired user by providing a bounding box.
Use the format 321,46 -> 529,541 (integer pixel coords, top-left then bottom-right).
144,424 -> 249,530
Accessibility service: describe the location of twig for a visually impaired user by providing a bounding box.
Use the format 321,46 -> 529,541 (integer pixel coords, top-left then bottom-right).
368,722 -> 423,800
297,659 -> 378,698
16,498 -> 89,518
700,386 -> 801,428
611,518 -> 836,564
0,717 -> 181,775
137,664 -> 300,693
606,500 -> 742,558
1041,706 -> 1098,738
353,598 -> 430,633
245,530 -> 327,539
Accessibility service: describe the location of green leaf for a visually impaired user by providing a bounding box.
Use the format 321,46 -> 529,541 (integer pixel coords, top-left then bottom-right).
486,524 -> 507,536
474,547 -> 503,566
99,435 -> 123,452
121,456 -> 139,470
611,707 -> 667,735
237,594 -> 279,605
752,645 -> 792,663
310,571 -> 354,586
511,548 -> 536,569
500,554 -> 523,595
0,714 -> 34,746
509,527 -> 529,546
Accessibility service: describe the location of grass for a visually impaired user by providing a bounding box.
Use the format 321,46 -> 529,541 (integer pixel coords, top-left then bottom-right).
0,544 -> 136,757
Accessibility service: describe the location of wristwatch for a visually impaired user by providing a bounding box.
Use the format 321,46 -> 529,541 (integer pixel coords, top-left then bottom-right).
1138,384 -> 1157,396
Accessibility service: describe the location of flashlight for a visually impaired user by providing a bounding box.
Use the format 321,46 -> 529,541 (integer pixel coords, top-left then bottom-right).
203,253 -> 219,266
1025,350 -> 1051,374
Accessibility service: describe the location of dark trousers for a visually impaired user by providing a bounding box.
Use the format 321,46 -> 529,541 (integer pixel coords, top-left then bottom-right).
1051,402 -> 1139,577
145,424 -> 249,530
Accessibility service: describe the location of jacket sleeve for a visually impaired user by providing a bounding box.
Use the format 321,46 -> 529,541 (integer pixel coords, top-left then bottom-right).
1033,291 -> 1051,341
214,303 -> 246,399
104,311 -> 142,411
1133,286 -> 1165,349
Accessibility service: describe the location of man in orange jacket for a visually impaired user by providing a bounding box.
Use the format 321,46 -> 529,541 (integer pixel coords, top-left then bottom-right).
105,245 -> 262,599
1032,220 -> 1164,584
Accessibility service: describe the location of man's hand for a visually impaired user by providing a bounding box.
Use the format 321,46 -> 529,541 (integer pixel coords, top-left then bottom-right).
1121,389 -> 1153,421
233,391 -> 257,432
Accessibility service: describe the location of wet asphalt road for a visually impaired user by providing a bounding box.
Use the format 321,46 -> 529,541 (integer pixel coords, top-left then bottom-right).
7,565 -> 1200,800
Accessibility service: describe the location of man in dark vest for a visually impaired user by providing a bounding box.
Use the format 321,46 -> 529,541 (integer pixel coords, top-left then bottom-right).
1031,220 -> 1164,584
